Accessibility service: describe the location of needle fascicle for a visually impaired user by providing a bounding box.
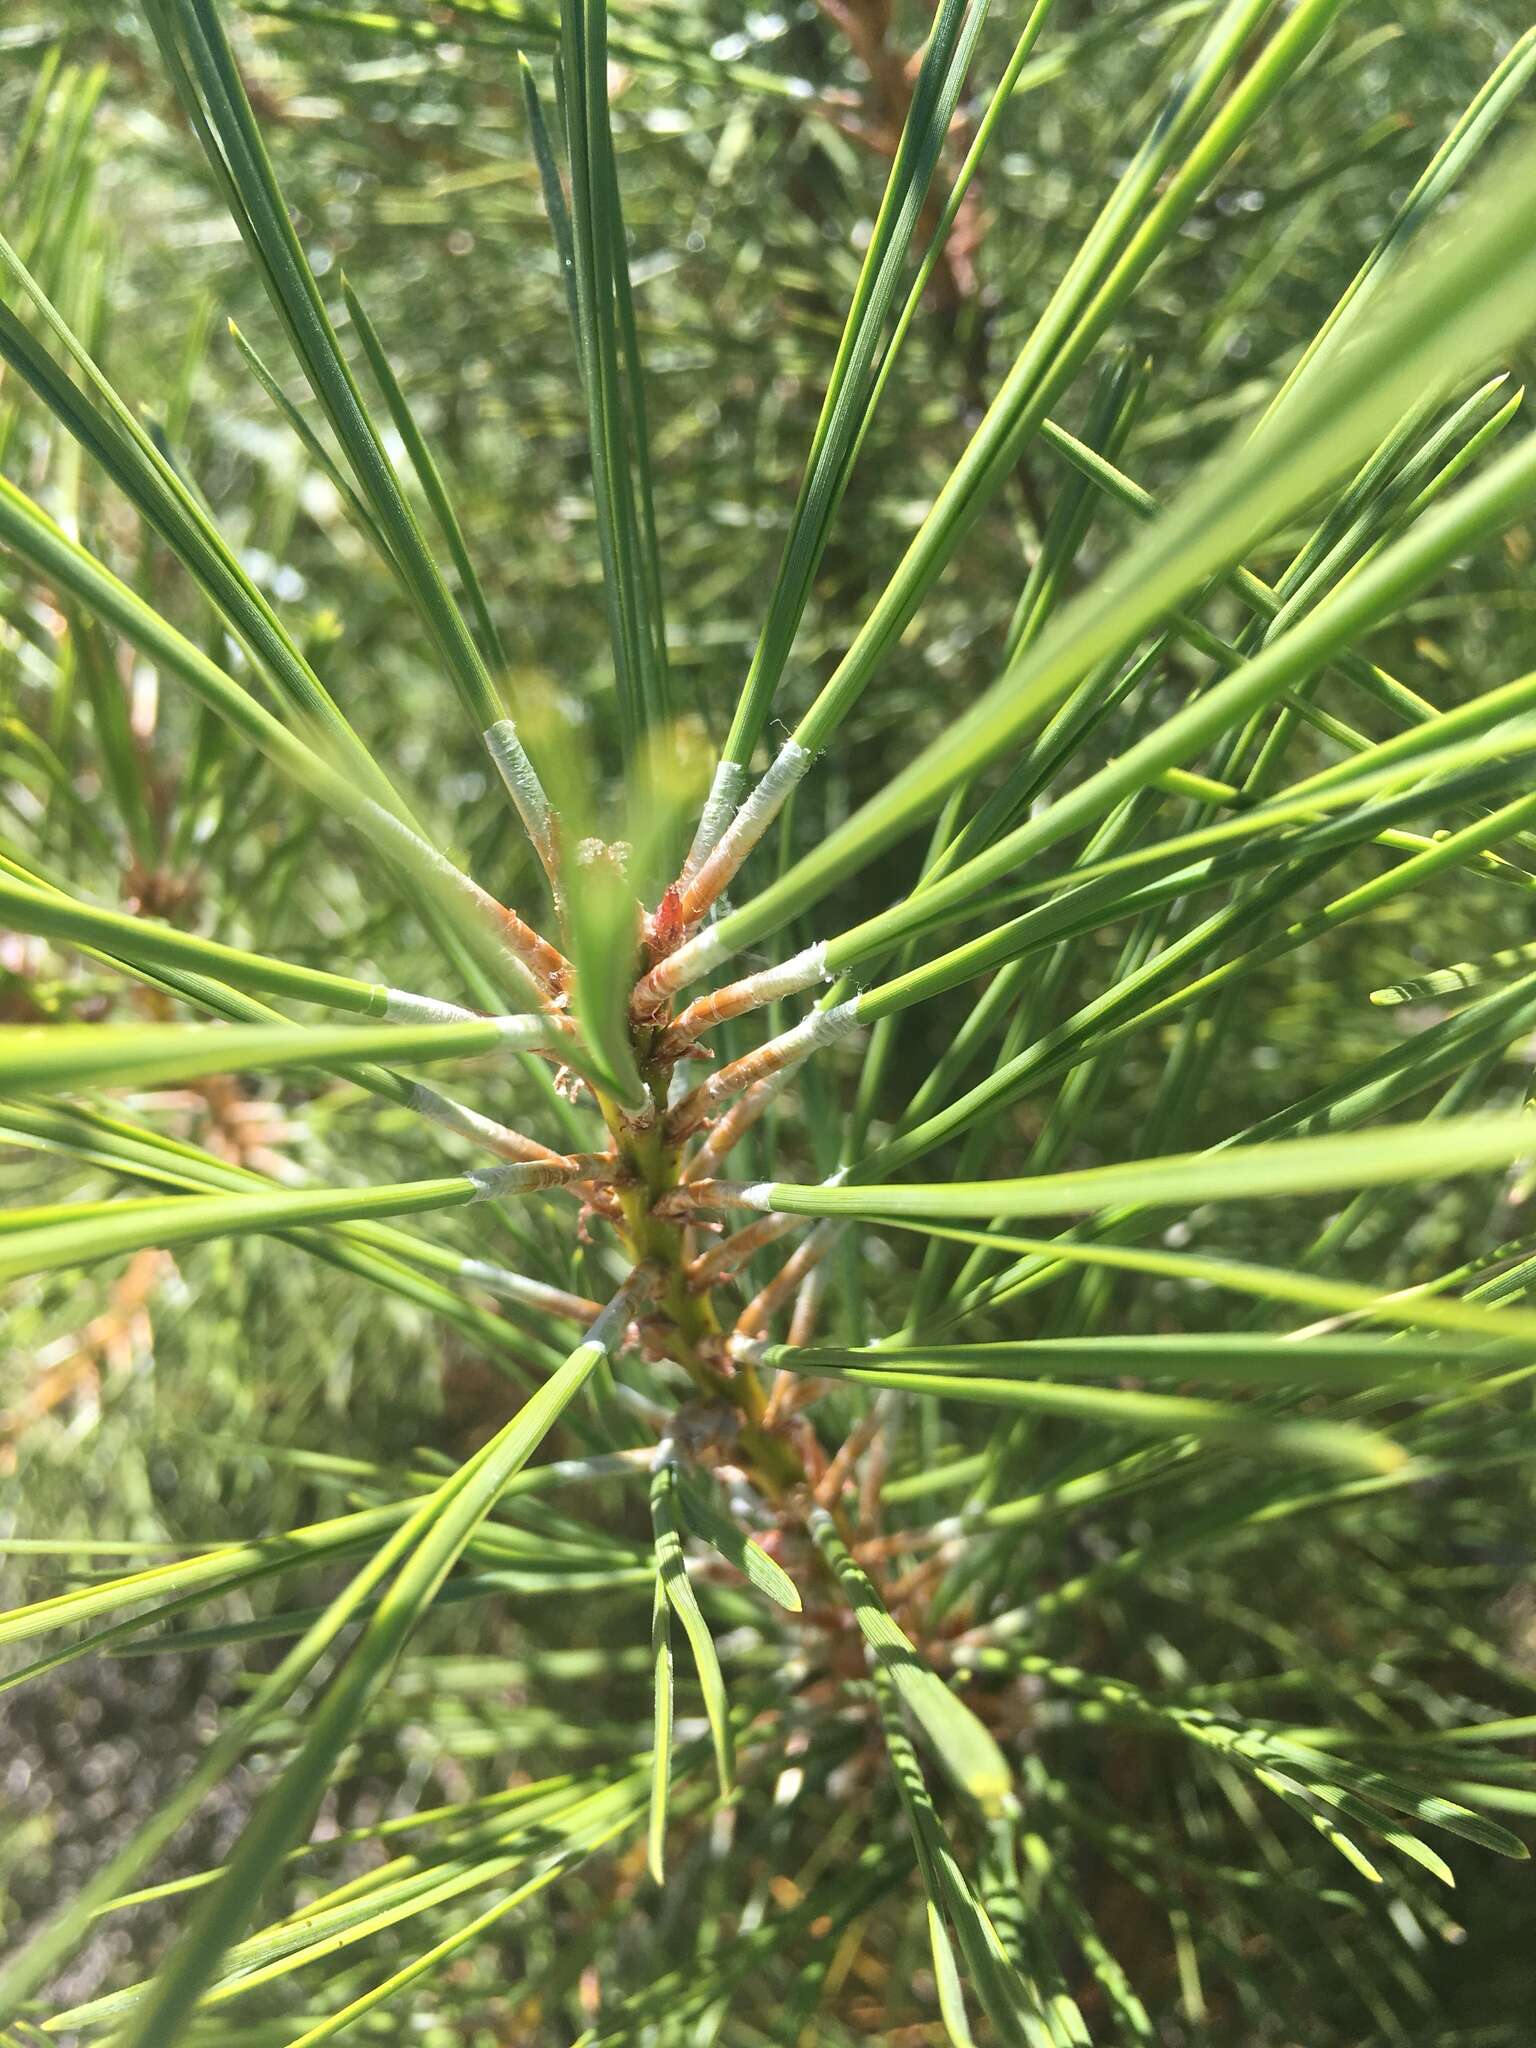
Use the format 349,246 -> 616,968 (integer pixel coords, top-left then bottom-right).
734,1220 -> 845,1338
404,1083 -> 577,1166
686,1211 -> 804,1289
464,1153 -> 615,1199
483,718 -> 560,889
667,1002 -> 862,1136
685,1069 -> 796,1181
660,942 -> 830,1054
673,737 -> 813,930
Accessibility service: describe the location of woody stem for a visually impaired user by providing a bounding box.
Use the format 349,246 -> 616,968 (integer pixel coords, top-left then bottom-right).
600,1058 -> 803,1497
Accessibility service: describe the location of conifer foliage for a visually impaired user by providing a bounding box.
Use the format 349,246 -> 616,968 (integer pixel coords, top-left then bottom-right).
4,4 -> 1536,2041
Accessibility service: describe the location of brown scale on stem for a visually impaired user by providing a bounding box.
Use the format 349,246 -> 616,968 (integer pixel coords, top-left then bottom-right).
686,1211 -> 802,1290
518,823 -> 927,1684
734,1221 -> 843,1340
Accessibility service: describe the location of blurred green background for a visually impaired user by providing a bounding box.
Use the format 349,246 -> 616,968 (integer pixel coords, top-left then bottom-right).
3,3 -> 1535,2039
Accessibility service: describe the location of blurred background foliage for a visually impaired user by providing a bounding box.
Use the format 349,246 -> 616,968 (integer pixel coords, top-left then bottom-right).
3,2 -> 1536,2040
